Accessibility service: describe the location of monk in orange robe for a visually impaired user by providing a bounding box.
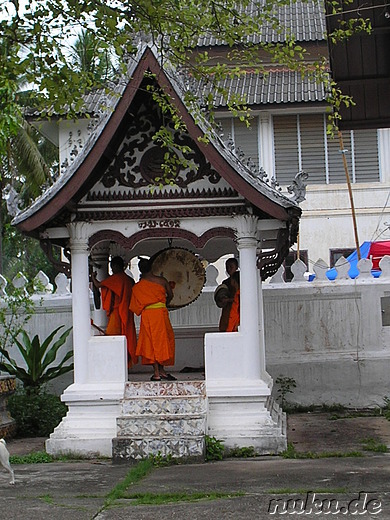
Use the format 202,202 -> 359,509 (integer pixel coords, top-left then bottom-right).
130,258 -> 176,381
214,257 -> 239,331
91,256 -> 137,367
226,271 -> 240,332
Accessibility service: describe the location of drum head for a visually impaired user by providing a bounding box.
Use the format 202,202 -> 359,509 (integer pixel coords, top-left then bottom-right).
150,248 -> 205,309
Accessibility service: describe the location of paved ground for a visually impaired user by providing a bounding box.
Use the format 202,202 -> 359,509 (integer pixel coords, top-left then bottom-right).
1,412 -> 390,519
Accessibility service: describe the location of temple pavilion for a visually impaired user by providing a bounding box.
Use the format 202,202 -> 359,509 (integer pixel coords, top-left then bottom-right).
13,44 -> 301,459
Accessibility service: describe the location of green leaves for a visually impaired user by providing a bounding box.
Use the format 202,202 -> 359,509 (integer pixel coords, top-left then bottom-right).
1,0 -> 370,120
0,324 -> 73,393
0,0 -> 373,174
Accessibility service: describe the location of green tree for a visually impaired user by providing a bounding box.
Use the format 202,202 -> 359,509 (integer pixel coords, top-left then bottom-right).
0,0 -> 370,154
68,29 -> 117,86
0,119 -> 58,276
0,34 -> 59,275
2,223 -> 61,283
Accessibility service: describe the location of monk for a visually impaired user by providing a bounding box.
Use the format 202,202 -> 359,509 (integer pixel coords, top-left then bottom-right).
91,256 -> 137,368
214,257 -> 239,331
130,257 -> 176,381
226,271 -> 240,332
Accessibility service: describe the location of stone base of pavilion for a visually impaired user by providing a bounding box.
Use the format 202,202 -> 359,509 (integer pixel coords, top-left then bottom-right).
206,383 -> 287,453
205,331 -> 287,454
46,334 -> 286,458
45,381 -> 125,458
46,336 -> 128,458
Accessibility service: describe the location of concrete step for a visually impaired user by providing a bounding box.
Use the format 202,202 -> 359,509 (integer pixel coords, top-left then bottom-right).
113,435 -> 205,462
121,395 -> 206,416
116,414 -> 206,437
124,380 -> 206,398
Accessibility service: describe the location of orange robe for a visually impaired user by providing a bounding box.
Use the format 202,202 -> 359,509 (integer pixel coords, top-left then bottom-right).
129,278 -> 175,366
100,272 -> 138,367
226,290 -> 240,332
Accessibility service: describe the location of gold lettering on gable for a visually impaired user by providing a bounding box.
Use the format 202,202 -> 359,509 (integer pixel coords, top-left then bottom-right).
138,220 -> 181,229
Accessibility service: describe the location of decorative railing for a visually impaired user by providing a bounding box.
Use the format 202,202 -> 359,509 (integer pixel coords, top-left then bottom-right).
266,255 -> 390,284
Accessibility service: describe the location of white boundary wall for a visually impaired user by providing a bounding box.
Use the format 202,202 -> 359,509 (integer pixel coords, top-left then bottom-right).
1,259 -> 390,407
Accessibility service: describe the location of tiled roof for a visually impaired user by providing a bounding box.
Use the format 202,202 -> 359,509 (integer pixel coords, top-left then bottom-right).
55,69 -> 327,117
195,70 -> 327,107
24,0 -> 327,119
197,0 -> 326,46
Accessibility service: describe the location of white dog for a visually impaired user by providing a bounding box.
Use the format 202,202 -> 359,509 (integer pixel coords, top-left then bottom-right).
0,439 -> 15,484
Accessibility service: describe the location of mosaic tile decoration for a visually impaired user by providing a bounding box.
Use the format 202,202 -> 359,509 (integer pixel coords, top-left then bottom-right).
113,436 -> 205,461
114,379 -> 207,462
0,376 -> 16,395
117,416 -> 206,437
0,376 -> 16,439
0,421 -> 17,439
124,380 -> 206,398
121,395 -> 206,416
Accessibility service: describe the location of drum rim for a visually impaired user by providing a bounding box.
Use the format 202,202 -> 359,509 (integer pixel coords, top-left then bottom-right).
149,246 -> 206,310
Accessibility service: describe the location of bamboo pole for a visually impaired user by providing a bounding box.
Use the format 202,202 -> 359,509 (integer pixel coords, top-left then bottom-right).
338,130 -> 361,260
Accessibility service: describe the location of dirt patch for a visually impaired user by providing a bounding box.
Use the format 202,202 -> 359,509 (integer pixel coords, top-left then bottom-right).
5,437 -> 47,456
287,412 -> 390,453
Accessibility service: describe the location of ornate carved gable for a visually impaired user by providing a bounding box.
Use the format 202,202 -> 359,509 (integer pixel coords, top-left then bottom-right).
77,77 -> 246,221
13,45 -> 300,236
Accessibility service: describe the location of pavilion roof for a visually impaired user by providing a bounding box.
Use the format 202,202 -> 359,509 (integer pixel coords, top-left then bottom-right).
14,45 -> 301,235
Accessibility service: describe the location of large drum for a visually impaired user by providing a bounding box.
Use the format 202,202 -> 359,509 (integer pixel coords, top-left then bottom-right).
150,247 -> 206,309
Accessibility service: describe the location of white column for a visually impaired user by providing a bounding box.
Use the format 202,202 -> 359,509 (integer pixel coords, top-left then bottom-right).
259,112 -> 274,178
204,214 -> 286,452
256,252 -> 272,384
67,222 -> 92,384
90,244 -> 109,329
234,215 -> 262,380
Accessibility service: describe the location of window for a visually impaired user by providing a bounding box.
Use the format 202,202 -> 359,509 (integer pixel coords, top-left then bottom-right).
216,113 -> 381,186
273,114 -> 380,185
217,117 -> 260,166
330,248 -> 354,268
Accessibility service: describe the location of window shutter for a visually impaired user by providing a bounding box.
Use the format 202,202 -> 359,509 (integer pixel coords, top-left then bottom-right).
300,114 -> 326,184
353,129 -> 380,182
234,118 -> 259,167
327,132 -> 353,184
273,115 -> 299,185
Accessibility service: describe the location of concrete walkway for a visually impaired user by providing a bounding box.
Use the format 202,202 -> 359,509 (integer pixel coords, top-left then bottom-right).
1,413 -> 390,519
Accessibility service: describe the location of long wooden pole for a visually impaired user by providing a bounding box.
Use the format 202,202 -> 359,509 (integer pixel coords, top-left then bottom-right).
338,130 -> 361,260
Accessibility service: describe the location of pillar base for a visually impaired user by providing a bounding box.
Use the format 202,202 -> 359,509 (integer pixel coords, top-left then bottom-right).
207,390 -> 286,454
46,336 -> 127,458
46,382 -> 125,458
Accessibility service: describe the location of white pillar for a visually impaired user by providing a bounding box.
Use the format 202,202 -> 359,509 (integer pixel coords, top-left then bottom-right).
47,224 -> 127,458
257,252 -> 272,385
204,215 -> 286,453
67,222 -> 92,384
90,244 -> 109,329
259,112 -> 274,178
234,215 -> 262,380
